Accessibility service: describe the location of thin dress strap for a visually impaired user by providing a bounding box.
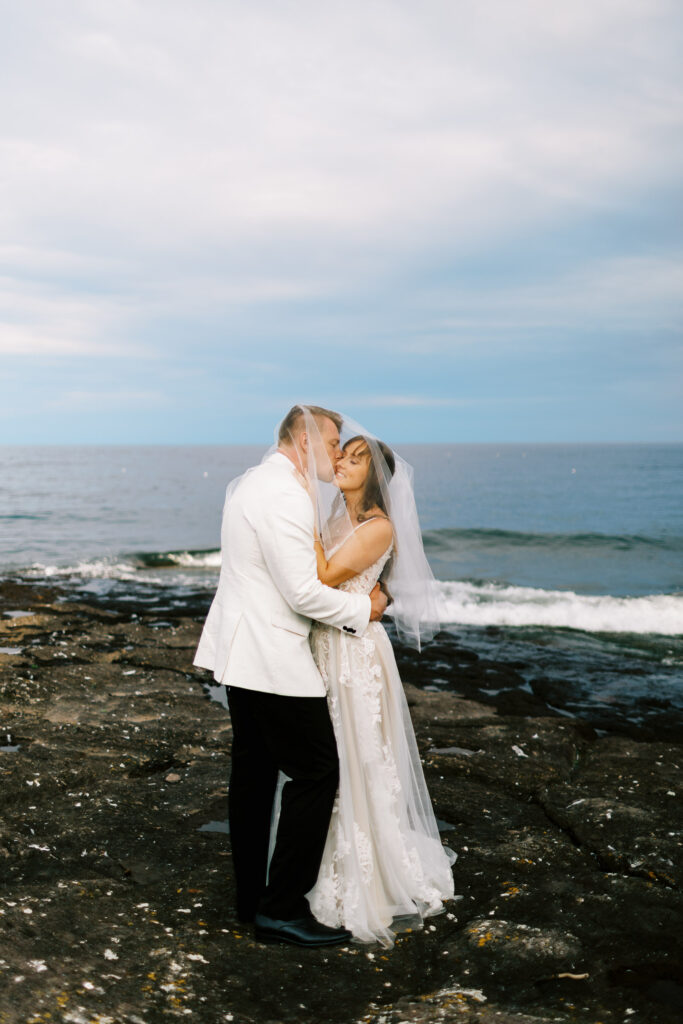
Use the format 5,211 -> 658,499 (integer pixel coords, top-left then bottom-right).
354,516 -> 390,532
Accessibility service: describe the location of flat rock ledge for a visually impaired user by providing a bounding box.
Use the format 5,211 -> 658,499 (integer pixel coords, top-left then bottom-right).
0,581 -> 681,1024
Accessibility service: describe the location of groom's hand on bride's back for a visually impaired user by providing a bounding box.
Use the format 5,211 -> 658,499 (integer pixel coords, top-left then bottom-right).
379,579 -> 393,607
369,583 -> 388,621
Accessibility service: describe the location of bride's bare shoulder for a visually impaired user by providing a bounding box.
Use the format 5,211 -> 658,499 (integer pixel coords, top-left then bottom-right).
357,511 -> 393,541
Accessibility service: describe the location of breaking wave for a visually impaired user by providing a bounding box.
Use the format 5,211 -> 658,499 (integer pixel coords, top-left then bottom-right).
435,580 -> 683,636
20,548 -> 683,636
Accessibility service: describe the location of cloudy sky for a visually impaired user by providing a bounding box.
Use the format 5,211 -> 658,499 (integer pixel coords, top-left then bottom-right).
1,0 -> 681,443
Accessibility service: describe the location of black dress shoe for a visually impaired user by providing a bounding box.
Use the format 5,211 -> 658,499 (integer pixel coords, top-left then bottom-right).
253,912 -> 351,948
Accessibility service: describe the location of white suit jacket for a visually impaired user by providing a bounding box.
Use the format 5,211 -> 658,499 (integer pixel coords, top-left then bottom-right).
193,452 -> 371,696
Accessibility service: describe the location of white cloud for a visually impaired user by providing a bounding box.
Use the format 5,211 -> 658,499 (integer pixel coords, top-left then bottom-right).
343,395 -> 466,408
2,0 -> 680,264
0,0 -> 680,447
428,255 -> 683,335
0,277 -> 148,357
49,389 -> 168,411
329,394 -> 556,411
0,324 -> 104,357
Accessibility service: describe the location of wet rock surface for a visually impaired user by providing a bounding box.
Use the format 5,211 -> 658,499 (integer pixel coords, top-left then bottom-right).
0,579 -> 681,1024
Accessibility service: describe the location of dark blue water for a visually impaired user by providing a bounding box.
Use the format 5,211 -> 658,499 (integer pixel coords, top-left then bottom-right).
1,443 -> 682,735
2,442 -> 681,601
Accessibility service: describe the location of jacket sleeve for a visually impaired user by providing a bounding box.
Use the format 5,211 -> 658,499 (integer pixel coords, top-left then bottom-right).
254,481 -> 371,636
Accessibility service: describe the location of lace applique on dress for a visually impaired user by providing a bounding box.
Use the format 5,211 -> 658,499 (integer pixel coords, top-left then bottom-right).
308,540 -> 456,947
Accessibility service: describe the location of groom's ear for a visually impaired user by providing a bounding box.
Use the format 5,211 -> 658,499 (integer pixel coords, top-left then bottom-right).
300,431 -> 309,453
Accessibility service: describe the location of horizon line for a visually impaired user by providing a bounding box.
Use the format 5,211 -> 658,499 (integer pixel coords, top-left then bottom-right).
1,440 -> 681,448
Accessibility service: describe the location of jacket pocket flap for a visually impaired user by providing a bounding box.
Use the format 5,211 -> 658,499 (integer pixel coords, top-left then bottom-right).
271,613 -> 310,637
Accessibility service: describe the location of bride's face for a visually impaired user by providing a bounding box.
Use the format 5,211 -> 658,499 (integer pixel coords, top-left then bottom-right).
334,439 -> 370,493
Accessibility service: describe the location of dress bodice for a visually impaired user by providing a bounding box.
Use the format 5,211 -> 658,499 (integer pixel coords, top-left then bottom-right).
337,543 -> 393,596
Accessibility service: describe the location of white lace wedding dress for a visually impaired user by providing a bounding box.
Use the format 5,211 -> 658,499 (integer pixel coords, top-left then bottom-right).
306,541 -> 456,947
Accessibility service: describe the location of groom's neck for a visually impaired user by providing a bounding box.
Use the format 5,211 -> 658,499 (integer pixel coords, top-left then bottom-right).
278,445 -> 303,471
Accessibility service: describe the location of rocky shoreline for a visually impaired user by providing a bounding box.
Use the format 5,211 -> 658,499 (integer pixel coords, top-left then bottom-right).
1,578 -> 681,1024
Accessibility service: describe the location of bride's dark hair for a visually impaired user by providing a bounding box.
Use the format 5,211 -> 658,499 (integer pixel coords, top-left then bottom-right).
343,435 -> 395,521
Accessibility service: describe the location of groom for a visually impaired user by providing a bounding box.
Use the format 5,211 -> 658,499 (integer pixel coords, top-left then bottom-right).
193,405 -> 387,947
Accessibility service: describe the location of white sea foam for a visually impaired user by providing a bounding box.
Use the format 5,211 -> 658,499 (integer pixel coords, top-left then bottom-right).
434,580 -> 683,636
25,548 -> 222,582
21,558 -> 683,636
24,559 -> 206,589
165,550 -> 222,569
29,559 -> 143,581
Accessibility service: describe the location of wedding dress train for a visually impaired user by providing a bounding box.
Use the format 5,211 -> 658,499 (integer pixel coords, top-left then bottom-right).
306,543 -> 456,947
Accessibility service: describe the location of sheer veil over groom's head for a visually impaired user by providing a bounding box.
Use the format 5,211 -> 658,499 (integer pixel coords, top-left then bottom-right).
273,404 -> 442,651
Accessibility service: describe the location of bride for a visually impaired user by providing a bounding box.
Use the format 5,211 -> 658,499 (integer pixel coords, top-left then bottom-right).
304,424 -> 456,948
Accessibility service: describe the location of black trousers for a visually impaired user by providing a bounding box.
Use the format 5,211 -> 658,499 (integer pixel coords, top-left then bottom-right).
226,685 -> 339,921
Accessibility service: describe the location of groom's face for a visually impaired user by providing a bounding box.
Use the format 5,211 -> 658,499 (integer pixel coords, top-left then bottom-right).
308,416 -> 342,482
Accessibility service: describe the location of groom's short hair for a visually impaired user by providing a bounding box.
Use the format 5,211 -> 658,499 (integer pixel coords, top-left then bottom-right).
278,405 -> 343,444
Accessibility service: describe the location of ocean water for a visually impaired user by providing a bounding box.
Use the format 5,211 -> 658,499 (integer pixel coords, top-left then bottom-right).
2,443 -> 682,732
